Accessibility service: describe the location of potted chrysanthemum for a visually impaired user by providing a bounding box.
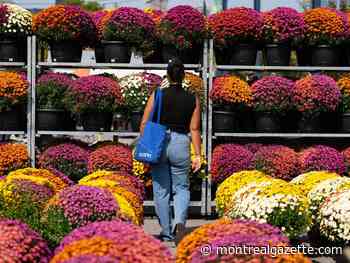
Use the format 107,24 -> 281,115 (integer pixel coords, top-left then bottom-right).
303,8 -> 347,66
102,7 -> 156,63
0,71 -> 28,130
262,7 -> 305,66
119,72 -> 162,131
251,76 -> 295,132
209,7 -> 263,65
337,75 -> 350,132
0,4 -> 32,62
64,76 -> 123,131
209,75 -> 252,132
36,72 -> 75,130
158,5 -> 206,63
293,74 -> 341,132
33,5 -> 97,62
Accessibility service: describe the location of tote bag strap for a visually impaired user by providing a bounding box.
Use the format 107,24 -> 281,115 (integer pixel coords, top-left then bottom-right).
149,88 -> 162,123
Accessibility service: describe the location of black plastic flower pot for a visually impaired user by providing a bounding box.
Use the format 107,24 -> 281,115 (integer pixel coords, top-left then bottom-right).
214,47 -> 231,65
50,41 -> 82,62
296,47 -> 311,66
162,45 -> 201,64
229,43 -> 257,65
130,111 -> 143,132
143,45 -> 163,63
0,40 -> 25,62
103,41 -> 130,63
311,45 -> 340,66
321,112 -> 339,133
297,116 -> 321,133
238,108 -> 255,132
95,44 -> 105,63
264,43 -> 291,66
255,112 -> 280,132
81,112 -> 113,131
212,111 -> 237,133
281,111 -> 299,132
0,108 -> 22,131
340,113 -> 350,133
37,109 -> 75,131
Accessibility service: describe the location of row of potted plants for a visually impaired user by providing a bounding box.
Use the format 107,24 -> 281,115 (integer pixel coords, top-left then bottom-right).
215,169 -> 350,248
0,70 -> 203,132
3,3 -> 350,66
211,143 -> 349,183
211,74 -> 350,133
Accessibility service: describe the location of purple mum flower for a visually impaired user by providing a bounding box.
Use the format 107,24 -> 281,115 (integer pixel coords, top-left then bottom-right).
0,219 -> 51,262
300,145 -> 346,175
211,144 -> 254,183
54,185 -> 119,228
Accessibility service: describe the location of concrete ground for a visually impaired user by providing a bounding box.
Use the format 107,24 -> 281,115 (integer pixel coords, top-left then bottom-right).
143,218 -> 348,263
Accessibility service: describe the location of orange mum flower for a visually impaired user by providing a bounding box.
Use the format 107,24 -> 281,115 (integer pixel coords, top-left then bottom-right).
0,71 -> 28,111
0,144 -> 28,176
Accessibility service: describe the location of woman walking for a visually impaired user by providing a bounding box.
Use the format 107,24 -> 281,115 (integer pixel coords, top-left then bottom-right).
140,58 -> 202,242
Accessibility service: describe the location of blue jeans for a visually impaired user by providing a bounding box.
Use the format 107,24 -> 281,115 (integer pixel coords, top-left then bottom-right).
151,131 -> 190,240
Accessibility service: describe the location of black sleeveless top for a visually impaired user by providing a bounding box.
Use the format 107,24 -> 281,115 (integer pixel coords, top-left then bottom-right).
153,85 -> 196,134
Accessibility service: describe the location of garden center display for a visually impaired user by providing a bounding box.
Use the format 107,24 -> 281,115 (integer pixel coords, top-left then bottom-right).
0,4 -> 32,62
5,3 -> 350,262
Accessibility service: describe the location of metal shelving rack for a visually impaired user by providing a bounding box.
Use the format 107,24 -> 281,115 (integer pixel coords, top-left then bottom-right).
206,39 -> 350,214
31,36 -> 209,215
0,37 -> 32,162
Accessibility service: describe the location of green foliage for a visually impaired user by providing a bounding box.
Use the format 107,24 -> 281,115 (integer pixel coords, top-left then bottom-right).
62,0 -> 102,11
37,82 -> 67,109
0,194 -> 71,249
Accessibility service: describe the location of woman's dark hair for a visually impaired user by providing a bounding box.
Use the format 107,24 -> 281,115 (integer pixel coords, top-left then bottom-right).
167,57 -> 185,84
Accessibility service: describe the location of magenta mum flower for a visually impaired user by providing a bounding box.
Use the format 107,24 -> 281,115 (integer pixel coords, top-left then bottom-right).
53,220 -> 174,262
64,75 -> 123,114
159,5 -> 206,49
300,145 -> 346,175
253,145 -> 300,180
39,143 -> 89,182
0,219 -> 51,263
262,7 -> 305,43
252,76 -> 295,113
211,144 -> 254,183
209,7 -> 263,47
50,185 -> 119,228
293,74 -> 341,117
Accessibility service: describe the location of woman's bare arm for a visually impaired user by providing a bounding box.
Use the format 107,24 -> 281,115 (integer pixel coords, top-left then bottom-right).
140,91 -> 155,134
190,97 -> 202,172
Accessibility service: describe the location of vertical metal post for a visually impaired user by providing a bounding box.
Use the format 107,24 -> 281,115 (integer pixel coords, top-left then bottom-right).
26,36 -> 32,164
312,0 -> 321,7
254,0 -> 261,11
201,40 -> 208,216
223,0 -> 227,10
30,36 -> 36,167
206,39 -> 214,215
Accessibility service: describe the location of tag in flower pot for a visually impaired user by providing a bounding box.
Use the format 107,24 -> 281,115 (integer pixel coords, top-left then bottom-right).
264,43 -> 291,66
103,41 -> 130,63
50,41 -> 82,62
311,45 -> 340,66
81,112 -> 113,131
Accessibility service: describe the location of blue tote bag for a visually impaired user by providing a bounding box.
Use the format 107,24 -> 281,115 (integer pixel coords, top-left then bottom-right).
134,89 -> 167,164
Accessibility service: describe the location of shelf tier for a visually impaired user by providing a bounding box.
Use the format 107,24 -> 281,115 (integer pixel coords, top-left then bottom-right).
38,62 -> 201,70
0,131 -> 26,135
0,62 -> 26,67
214,133 -> 350,138
36,131 -> 139,137
216,65 -> 350,71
